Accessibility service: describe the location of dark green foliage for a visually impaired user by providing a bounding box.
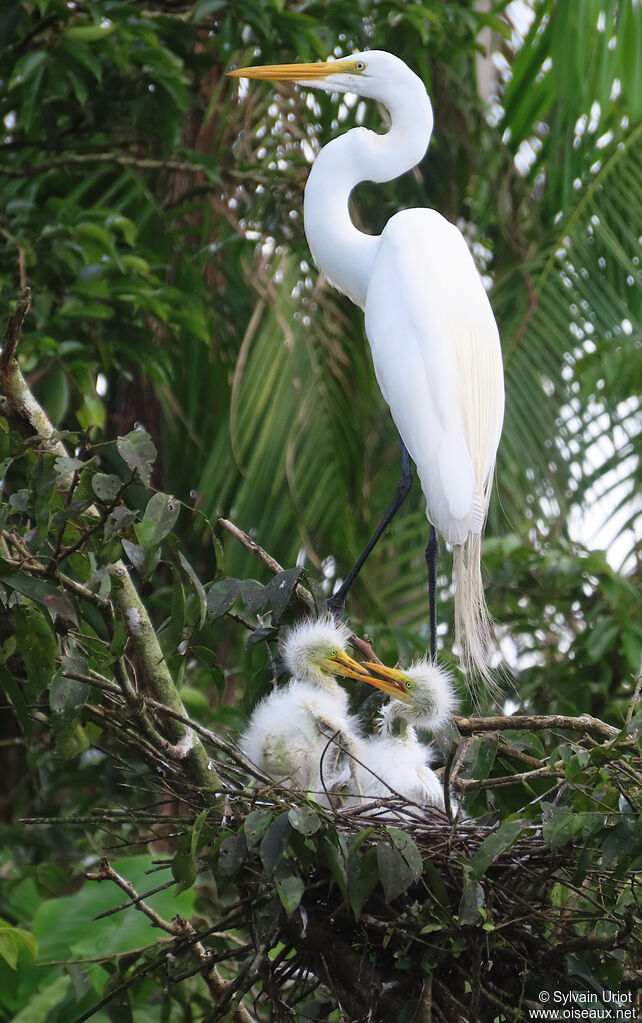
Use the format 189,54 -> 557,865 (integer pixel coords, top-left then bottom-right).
1,1 -> 641,1020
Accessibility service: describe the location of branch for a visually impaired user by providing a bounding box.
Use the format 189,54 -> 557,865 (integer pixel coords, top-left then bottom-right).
454,765 -> 564,791
454,712 -> 624,743
85,859 -> 256,1023
0,152 -> 214,178
1,287 -> 222,801
217,516 -> 383,664
1,288 -> 66,458
218,516 -> 315,610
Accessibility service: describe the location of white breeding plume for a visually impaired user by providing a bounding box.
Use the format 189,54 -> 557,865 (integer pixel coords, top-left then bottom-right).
229,51 -> 504,690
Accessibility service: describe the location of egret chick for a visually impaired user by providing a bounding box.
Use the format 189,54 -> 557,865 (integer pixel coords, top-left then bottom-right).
353,659 -> 458,809
240,617 -> 372,807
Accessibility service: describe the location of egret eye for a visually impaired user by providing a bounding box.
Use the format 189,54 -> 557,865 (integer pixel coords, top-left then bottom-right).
355,61 -> 366,71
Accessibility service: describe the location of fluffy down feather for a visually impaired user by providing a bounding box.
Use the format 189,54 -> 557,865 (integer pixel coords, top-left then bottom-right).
351,727 -> 444,808
240,681 -> 360,807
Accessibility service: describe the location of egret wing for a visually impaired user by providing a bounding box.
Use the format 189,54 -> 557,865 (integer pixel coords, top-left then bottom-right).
364,209 -> 504,544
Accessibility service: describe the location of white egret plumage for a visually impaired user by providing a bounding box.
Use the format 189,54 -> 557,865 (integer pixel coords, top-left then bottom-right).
228,51 -> 505,690
353,658 -> 458,809
240,617 -> 372,807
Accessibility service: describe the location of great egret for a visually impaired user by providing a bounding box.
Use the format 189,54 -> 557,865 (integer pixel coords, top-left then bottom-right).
240,616 -> 372,807
352,658 -> 458,809
229,51 -> 505,689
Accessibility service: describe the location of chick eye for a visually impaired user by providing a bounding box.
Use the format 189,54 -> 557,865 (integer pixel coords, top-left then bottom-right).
405,680 -> 412,689
330,649 -> 338,657
355,61 -> 366,71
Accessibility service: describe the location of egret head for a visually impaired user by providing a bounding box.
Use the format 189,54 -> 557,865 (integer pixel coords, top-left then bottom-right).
228,49 -> 425,106
280,616 -> 374,689
360,657 -> 458,729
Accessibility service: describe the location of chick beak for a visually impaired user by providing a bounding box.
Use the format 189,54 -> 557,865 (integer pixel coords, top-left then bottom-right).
325,650 -> 379,682
359,661 -> 412,700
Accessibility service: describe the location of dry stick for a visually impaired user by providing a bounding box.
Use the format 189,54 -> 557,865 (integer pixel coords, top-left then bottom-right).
85,860 -> 256,1023
454,765 -> 564,792
217,516 -> 383,664
454,713 -> 623,743
0,289 -> 222,800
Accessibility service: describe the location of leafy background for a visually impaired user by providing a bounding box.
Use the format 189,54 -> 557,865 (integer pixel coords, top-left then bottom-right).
0,0 -> 641,1020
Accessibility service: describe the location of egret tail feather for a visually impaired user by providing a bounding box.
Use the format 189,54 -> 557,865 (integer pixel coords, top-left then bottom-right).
453,534 -> 499,702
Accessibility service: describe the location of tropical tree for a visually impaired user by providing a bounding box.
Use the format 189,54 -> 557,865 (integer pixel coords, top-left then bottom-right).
0,1 -> 641,1020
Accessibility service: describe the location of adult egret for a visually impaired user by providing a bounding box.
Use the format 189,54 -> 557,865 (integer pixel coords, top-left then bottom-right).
352,658 -> 458,809
240,616 -> 372,807
229,51 -> 505,689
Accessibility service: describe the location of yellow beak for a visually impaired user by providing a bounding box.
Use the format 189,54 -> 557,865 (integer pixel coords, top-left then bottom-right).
359,661 -> 412,701
324,649 -> 380,682
227,59 -> 351,82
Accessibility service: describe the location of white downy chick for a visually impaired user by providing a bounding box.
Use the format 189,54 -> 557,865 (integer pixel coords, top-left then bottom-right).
353,658 -> 458,809
240,617 -> 372,808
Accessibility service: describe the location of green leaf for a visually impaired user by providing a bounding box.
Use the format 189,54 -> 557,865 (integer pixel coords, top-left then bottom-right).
11,975 -> 70,1022
178,551 -> 207,627
64,22 -> 115,41
206,578 -> 242,619
0,572 -> 62,608
104,506 -> 137,541
92,473 -> 122,503
0,662 -> 31,735
320,835 -> 348,902
14,604 -> 58,698
190,646 -> 225,696
9,50 -> 46,89
542,804 -> 586,852
241,579 -> 268,614
191,0 -> 227,20
260,813 -> 291,876
376,834 -> 421,902
0,928 -> 18,969
265,566 -> 303,623
54,719 -> 90,759
469,820 -> 527,882
273,861 -> 304,916
288,805 -> 321,836
172,839 -> 198,894
0,924 -> 37,970
458,866 -> 485,926
387,827 -> 423,879
116,429 -> 156,487
244,808 -> 273,849
136,492 -> 180,547
347,847 -> 379,918
54,456 -> 85,478
246,625 -> 278,646
218,834 -> 246,877
50,661 -> 89,720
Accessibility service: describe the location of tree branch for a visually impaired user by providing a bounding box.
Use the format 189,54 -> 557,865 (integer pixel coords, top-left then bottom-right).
85,859 -> 256,1023
217,516 -> 383,664
1,287 -> 222,801
454,712 -> 623,743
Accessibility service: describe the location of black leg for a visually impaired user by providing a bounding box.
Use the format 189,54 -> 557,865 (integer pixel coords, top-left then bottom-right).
425,524 -> 439,662
327,440 -> 413,618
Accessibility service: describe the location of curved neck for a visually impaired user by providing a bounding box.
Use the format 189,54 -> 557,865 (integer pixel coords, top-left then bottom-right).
303,78 -> 433,308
